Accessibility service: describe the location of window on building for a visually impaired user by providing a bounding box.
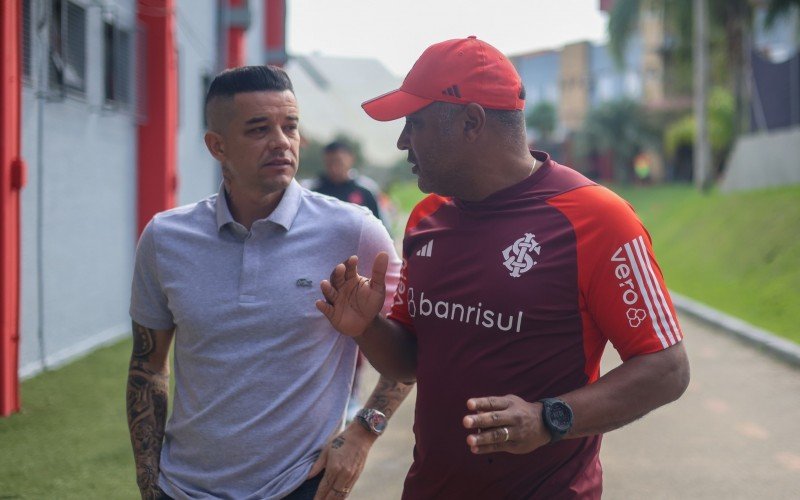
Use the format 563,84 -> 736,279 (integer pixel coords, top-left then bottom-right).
22,0 -> 32,81
104,20 -> 132,105
49,0 -> 86,95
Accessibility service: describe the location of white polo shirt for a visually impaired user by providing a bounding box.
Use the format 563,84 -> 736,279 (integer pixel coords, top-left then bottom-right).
130,179 -> 400,500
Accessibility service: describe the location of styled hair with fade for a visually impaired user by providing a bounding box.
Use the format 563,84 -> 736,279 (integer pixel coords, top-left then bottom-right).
204,65 -> 294,128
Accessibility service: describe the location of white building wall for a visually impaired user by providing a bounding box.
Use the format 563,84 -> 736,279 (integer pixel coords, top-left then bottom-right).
19,0 -> 139,376
176,0 -> 220,206
18,0 -> 227,377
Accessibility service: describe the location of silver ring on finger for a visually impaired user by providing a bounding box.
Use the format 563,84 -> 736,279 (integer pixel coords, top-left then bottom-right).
501,426 -> 510,442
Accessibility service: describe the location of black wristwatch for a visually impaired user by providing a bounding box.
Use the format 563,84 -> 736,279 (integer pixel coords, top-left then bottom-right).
539,398 -> 573,443
355,408 -> 387,436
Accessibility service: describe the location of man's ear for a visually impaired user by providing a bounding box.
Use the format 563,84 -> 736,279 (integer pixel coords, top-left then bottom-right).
462,103 -> 486,142
204,131 -> 226,162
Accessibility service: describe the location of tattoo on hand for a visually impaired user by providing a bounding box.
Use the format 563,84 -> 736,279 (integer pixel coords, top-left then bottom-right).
332,435 -> 345,449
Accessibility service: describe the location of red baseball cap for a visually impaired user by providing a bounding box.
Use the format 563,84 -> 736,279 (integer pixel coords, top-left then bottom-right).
362,36 -> 525,122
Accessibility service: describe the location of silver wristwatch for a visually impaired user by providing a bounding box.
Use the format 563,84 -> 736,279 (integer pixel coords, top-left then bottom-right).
355,408 -> 387,436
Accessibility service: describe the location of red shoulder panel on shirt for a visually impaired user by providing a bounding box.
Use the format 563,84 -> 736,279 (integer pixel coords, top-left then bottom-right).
405,194 -> 450,234
548,185 -> 683,380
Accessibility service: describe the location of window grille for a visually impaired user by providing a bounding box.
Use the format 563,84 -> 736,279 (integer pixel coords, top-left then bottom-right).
135,23 -> 148,123
49,0 -> 86,95
22,0 -> 32,81
104,20 -> 132,106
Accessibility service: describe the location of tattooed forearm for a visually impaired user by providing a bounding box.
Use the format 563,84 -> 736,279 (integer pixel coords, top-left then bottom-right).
127,322 -> 172,498
364,375 -> 414,418
132,322 -> 157,358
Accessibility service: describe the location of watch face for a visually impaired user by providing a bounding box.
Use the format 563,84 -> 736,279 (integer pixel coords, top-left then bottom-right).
549,402 -> 572,432
368,413 -> 387,433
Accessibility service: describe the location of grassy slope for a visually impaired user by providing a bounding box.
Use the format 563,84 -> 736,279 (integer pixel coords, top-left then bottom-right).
0,339 -> 138,499
613,183 -> 800,343
389,181 -> 800,343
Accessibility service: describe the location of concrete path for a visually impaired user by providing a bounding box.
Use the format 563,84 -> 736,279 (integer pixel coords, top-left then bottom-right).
349,314 -> 800,499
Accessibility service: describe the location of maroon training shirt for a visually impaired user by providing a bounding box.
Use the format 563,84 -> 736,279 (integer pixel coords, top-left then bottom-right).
389,152 -> 683,499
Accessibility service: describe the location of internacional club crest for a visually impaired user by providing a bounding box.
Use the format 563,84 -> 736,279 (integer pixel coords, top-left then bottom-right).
502,233 -> 541,278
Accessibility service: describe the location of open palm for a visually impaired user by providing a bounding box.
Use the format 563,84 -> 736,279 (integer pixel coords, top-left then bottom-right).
316,253 -> 389,337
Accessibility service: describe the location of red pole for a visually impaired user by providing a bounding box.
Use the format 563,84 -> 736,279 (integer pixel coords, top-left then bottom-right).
227,0 -> 246,68
136,0 -> 178,236
0,0 -> 25,416
264,0 -> 286,67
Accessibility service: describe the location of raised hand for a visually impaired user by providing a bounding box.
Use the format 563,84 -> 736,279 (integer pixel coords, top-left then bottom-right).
316,252 -> 389,337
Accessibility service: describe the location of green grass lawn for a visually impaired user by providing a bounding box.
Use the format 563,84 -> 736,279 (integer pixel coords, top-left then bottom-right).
612,183 -> 800,344
388,180 -> 800,344
0,339 -> 139,499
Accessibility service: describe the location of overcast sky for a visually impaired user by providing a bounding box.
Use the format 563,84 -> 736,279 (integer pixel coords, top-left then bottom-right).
286,0 -> 609,77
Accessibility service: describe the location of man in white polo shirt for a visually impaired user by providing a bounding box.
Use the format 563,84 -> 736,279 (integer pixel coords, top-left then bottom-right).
126,65 -> 409,500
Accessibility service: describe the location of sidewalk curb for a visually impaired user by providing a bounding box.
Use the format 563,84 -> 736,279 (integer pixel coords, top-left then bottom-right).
671,291 -> 800,369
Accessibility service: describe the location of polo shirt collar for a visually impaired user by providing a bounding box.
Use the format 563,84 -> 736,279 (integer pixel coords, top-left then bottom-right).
215,179 -> 303,233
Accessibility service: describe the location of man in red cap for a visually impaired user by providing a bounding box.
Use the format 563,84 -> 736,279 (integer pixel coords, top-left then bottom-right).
317,37 -> 690,498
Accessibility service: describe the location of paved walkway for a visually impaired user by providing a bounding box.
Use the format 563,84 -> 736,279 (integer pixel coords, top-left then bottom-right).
349,314 -> 800,499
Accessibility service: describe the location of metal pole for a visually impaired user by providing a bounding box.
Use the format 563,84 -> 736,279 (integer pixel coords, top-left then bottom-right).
693,0 -> 711,191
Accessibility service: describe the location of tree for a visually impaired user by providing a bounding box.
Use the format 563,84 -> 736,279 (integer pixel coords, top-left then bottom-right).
526,101 -> 557,143
606,0 -> 800,186
574,99 -> 659,183
663,86 -> 736,179
608,0 -> 800,124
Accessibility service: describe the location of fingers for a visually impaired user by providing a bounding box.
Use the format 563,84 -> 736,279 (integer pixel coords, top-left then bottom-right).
466,424 -> 513,449
308,447 -> 327,480
319,280 -> 338,304
343,255 -> 359,282
466,396 -> 511,413
314,469 -> 355,500
329,262 -> 347,289
329,256 -> 360,291
368,252 -> 389,291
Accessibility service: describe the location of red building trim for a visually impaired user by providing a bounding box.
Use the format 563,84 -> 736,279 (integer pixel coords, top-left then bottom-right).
227,0 -> 246,68
264,0 -> 287,67
1,0 -> 25,416
137,0 -> 178,235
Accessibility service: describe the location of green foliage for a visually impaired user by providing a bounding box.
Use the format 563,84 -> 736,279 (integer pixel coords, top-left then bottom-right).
525,101 -> 558,142
606,0 -> 799,127
612,183 -> 800,344
663,87 -> 735,164
663,115 -> 694,158
388,180 -> 426,214
574,99 -> 658,181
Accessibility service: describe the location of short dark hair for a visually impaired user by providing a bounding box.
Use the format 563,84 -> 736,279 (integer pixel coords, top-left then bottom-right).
204,66 -> 294,129
205,65 -> 294,131
323,141 -> 353,154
